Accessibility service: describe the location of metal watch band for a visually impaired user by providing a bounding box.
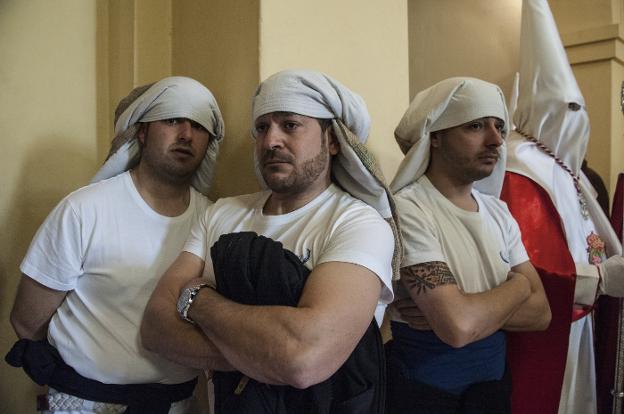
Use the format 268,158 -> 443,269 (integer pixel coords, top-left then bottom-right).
179,283 -> 211,324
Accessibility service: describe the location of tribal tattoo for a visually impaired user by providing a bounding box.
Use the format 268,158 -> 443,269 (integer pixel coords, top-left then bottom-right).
401,261 -> 457,295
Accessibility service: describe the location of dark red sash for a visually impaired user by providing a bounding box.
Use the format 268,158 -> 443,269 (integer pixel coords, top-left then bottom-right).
501,172 -> 576,414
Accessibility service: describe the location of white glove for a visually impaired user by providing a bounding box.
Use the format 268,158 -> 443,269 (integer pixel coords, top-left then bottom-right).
599,255 -> 624,297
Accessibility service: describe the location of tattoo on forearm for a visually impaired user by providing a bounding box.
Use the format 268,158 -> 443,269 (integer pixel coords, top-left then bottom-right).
401,261 -> 457,295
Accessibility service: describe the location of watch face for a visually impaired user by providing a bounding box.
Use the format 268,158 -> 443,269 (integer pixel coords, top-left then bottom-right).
177,287 -> 193,317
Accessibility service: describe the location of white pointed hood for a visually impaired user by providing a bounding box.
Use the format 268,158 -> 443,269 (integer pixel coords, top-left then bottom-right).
507,0 -> 620,259
513,0 -> 589,174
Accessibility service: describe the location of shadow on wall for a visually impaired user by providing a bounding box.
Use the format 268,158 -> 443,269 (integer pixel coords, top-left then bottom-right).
209,130 -> 260,201
0,136 -> 95,414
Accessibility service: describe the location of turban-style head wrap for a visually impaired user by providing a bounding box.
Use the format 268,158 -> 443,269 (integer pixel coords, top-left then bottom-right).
252,69 -> 391,215
391,77 -> 509,197
91,76 -> 225,195
252,69 -> 401,279
251,69 -> 370,140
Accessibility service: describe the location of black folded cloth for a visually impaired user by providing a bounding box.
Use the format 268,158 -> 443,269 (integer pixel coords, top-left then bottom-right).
210,232 -> 385,414
6,338 -> 196,413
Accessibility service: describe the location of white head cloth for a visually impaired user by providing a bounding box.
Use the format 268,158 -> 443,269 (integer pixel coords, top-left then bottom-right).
252,69 -> 392,218
506,0 -> 620,257
90,76 -> 225,195
391,77 -> 509,197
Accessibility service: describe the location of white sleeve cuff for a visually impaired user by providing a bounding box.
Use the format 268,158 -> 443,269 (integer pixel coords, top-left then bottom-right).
574,262 -> 600,305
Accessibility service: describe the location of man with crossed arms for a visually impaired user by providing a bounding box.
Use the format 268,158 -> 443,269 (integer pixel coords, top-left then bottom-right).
8,76 -> 224,413
387,77 -> 551,414
142,70 -> 397,401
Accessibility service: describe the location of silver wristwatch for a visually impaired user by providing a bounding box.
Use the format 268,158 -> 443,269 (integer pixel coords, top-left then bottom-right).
177,283 -> 211,323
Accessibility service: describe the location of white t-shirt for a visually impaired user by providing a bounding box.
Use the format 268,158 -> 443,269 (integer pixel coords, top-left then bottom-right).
184,183 -> 395,325
392,176 -> 529,320
21,171 -> 210,384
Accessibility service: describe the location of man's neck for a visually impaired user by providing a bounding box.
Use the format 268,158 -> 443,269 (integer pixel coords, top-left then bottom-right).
425,170 -> 477,212
263,182 -> 331,215
130,167 -> 191,217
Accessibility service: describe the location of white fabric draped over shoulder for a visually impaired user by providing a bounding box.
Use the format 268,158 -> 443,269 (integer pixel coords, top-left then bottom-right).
91,76 -> 225,195
390,77 -> 509,198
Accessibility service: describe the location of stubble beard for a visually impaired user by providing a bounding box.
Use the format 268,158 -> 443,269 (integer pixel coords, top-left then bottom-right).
442,150 -> 498,185
453,162 -> 496,186
462,163 -> 495,183
260,135 -> 330,194
141,142 -> 202,186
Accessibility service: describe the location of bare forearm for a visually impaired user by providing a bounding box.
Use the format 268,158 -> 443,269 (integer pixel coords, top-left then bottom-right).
189,262 -> 381,389
141,300 -> 234,371
409,276 -> 530,347
142,252 -> 234,371
503,284 -> 551,331
191,289 -> 342,389
10,275 -> 67,340
503,263 -> 551,331
457,277 -> 531,337
401,262 -> 531,347
10,315 -> 49,340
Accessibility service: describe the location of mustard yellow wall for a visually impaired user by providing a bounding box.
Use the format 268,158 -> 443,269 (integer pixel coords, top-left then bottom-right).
572,61 -> 615,190
610,59 -> 624,193
551,0 -> 617,30
551,0 -> 624,196
408,0 -> 522,101
172,0 -> 261,199
135,0 -> 172,84
408,0 -> 624,198
260,0 -> 409,181
0,1 -> 99,412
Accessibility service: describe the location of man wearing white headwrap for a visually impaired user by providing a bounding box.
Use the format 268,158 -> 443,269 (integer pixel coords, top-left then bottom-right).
142,69 -> 397,410
500,1 -> 624,413
387,77 -> 550,413
7,76 -> 225,414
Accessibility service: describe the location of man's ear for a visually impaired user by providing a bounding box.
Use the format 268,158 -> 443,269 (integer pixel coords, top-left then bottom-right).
137,123 -> 148,146
327,129 -> 340,156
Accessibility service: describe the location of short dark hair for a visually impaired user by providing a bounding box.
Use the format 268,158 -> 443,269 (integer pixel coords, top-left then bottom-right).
317,118 -> 333,133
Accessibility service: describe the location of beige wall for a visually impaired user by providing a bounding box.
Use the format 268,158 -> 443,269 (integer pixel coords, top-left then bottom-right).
610,59 -> 624,194
260,0 -> 409,180
135,0 -> 172,84
551,0 -> 617,30
552,0 -> 624,195
0,1 -> 99,412
408,0 -> 522,101
172,0 -> 261,199
572,61 -> 616,190
408,0 -> 624,198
